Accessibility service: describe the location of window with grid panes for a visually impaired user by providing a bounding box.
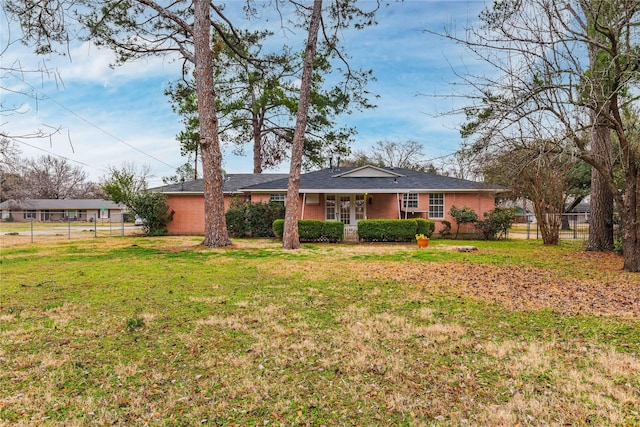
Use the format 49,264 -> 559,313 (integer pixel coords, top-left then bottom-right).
325,195 -> 336,221
402,193 -> 418,209
428,193 -> 444,219
269,193 -> 285,203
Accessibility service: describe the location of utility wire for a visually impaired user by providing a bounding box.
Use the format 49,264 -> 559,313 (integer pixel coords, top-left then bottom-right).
8,71 -> 179,171
11,137 -> 108,174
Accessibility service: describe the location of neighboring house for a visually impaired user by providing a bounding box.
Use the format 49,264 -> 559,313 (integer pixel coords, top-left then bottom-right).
570,201 -> 590,223
0,199 -> 127,222
155,165 -> 504,237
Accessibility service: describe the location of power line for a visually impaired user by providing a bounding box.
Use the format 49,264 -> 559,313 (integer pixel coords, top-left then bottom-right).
11,137 -> 108,174
7,71 -> 179,171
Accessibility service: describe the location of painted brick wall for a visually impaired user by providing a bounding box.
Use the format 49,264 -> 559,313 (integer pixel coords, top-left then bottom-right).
166,191 -> 497,235
166,195 -> 205,234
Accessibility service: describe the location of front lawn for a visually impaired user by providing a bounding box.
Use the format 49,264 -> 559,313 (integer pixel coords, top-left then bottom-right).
1,237 -> 638,425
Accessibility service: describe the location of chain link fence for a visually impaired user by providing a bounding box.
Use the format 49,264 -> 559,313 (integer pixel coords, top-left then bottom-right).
0,211 -> 143,243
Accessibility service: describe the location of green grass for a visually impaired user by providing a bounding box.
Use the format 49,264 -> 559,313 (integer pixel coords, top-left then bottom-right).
0,236 -> 638,425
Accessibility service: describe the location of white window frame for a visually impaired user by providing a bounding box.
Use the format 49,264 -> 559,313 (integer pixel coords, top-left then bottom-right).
428,193 -> 445,219
325,194 -> 336,221
269,193 -> 285,203
402,193 -> 418,209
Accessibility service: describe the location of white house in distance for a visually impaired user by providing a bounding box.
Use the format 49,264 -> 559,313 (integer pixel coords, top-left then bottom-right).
0,199 -> 127,222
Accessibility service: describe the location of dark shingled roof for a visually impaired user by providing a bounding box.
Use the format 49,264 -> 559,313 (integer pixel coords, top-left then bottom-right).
240,166 -> 503,193
151,173 -> 288,194
150,167 -> 503,195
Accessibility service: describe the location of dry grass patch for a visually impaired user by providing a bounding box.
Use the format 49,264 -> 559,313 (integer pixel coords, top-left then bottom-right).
1,237 -> 638,425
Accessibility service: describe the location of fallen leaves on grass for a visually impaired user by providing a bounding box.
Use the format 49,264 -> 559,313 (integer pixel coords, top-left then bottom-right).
364,259 -> 640,318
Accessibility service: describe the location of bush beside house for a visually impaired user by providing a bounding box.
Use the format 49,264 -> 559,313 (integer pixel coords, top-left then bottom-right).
226,199 -> 285,237
272,219 -> 344,242
357,219 -> 434,242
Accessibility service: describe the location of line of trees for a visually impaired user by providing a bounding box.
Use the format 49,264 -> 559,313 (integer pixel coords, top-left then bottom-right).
0,140 -> 106,202
436,0 -> 640,271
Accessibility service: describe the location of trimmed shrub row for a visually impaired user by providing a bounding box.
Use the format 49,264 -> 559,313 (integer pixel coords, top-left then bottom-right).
272,219 -> 344,242
357,219 -> 435,242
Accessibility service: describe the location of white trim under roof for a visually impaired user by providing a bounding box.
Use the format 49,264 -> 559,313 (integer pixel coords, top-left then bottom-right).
240,188 -> 500,194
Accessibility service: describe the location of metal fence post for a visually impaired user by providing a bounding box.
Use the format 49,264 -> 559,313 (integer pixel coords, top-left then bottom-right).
121,214 -> 125,237
31,219 -> 34,244
68,217 -> 71,239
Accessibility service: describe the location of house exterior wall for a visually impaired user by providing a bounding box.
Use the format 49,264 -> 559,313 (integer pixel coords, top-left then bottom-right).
164,191 -> 497,235
166,195 -> 206,234
301,195 -> 325,220
439,193 -> 496,235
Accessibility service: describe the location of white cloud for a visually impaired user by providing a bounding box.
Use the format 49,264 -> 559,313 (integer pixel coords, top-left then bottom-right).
3,0 -> 492,181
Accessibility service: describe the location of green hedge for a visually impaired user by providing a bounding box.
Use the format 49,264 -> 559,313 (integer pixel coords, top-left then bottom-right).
357,219 -> 420,242
273,219 -> 285,238
272,219 -> 344,242
226,200 -> 285,237
415,218 -> 435,238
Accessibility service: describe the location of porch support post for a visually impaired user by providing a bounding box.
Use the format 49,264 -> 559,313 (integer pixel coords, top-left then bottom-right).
397,192 -> 402,219
301,193 -> 306,220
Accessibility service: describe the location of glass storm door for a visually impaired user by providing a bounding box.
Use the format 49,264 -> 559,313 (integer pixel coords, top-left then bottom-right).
339,196 -> 351,224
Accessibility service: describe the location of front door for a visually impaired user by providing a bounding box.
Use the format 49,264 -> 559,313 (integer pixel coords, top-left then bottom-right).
326,194 -> 365,241
338,195 -> 351,224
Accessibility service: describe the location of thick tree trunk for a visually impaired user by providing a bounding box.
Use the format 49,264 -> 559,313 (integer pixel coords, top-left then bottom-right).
587,123 -> 614,251
282,0 -> 322,250
194,0 -> 231,247
619,162 -> 640,271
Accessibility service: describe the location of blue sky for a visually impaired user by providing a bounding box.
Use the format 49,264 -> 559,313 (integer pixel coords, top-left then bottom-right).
2,1 -> 488,186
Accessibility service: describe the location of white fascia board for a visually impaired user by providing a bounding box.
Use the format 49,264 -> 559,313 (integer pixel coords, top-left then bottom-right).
161,191 -> 208,195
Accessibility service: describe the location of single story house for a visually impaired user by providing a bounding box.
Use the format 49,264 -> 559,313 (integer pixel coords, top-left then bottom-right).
0,199 -> 127,222
155,165 -> 504,238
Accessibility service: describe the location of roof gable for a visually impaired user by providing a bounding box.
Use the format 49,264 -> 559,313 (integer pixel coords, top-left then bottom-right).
332,165 -> 404,178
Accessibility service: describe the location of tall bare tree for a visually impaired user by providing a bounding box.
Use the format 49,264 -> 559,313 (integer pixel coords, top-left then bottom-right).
585,0 -> 617,251
436,0 -> 640,271
283,0 -> 323,250
24,154 -> 88,199
279,0 -> 380,249
193,0 -> 230,246
5,0 -> 262,247
0,3 -> 63,141
483,145 -> 579,245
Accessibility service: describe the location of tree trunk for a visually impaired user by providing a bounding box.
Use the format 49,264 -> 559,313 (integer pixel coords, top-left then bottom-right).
587,122 -> 614,251
252,110 -> 263,174
282,0 -> 323,250
194,0 -> 231,247
533,204 -> 560,245
619,159 -> 640,271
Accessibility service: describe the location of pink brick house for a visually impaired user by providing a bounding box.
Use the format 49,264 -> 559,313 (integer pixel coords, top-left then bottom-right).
156,165 -> 503,238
